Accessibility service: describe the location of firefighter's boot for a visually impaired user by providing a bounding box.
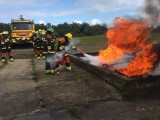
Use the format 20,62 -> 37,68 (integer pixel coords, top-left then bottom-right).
1,59 -> 6,63
42,56 -> 45,59
36,55 -> 41,59
51,69 -> 60,75
54,69 -> 60,74
9,58 -> 14,62
66,66 -> 72,71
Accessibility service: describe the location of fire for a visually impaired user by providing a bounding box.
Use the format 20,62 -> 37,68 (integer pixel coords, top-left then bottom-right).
117,43 -> 158,76
99,17 -> 157,77
106,17 -> 150,52
99,45 -> 124,64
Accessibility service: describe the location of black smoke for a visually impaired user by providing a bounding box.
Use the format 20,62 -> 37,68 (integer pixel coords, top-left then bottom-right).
150,42 -> 160,71
144,0 -> 160,26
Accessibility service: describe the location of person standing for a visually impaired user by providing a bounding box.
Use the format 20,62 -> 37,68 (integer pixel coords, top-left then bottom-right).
44,28 -> 59,74
0,33 -> 3,53
35,31 -> 43,59
1,31 -> 14,62
32,31 -> 38,58
41,30 -> 46,59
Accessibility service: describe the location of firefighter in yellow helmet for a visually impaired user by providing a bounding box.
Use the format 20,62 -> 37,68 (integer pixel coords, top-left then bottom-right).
41,30 -> 46,59
38,29 -> 42,32
32,31 -> 38,57
35,31 -> 43,59
65,33 -> 72,40
56,33 -> 76,71
1,31 -> 14,62
0,33 -> 3,52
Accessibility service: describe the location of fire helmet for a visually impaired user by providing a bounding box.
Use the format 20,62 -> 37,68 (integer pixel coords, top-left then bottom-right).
41,30 -> 46,35
47,28 -> 54,33
2,31 -> 8,35
35,31 -> 38,34
65,33 -> 72,39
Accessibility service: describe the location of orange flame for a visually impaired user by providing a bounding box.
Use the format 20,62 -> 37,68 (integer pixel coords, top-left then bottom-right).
117,43 -> 158,76
99,45 -> 124,64
99,17 -> 155,76
107,17 -> 150,52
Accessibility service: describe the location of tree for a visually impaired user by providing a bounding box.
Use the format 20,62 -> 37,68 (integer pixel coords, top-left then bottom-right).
0,22 -> 108,37
0,23 -> 10,33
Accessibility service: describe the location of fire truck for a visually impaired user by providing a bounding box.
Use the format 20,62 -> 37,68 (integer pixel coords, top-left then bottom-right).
10,15 -> 35,44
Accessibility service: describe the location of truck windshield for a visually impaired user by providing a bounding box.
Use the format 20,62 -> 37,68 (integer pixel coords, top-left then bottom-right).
11,23 -> 32,30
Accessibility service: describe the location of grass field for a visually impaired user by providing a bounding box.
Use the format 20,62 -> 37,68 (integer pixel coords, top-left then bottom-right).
75,32 -> 160,53
148,32 -> 160,43
75,34 -> 107,52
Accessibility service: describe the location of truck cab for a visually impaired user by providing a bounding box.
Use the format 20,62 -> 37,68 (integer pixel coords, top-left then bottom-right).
10,15 -> 35,44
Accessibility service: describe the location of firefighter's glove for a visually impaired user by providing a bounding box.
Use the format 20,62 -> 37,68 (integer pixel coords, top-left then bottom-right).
72,46 -> 76,50
59,46 -> 65,50
49,51 -> 55,54
47,46 -> 51,50
5,39 -> 9,42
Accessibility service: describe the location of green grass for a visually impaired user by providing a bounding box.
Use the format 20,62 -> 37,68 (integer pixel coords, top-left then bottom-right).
148,32 -> 160,43
72,32 -> 160,53
74,34 -> 107,52
75,34 -> 106,46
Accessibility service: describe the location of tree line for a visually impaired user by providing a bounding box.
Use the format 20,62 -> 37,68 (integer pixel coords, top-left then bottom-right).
36,22 -> 107,37
0,22 -> 107,37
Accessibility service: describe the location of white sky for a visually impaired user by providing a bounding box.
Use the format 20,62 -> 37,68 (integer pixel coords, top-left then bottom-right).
0,0 -> 145,25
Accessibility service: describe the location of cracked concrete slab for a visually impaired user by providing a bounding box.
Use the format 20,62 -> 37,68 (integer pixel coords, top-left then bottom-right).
0,59 -> 40,120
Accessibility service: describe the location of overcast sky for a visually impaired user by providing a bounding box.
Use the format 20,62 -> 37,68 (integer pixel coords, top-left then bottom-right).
0,0 -> 145,25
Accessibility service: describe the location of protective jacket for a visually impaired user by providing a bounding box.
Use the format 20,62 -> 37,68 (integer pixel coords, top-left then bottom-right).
45,33 -> 56,54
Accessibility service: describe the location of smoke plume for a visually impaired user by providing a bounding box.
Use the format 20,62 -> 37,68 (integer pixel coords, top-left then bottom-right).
144,0 -> 160,26
82,54 -> 102,66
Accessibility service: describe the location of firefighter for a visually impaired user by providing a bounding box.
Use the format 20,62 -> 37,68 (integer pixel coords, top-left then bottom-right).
0,33 -> 2,43
0,33 -> 3,52
35,31 -> 43,59
32,31 -> 38,57
44,28 -> 59,74
38,29 -> 42,33
57,33 -> 76,71
41,30 -> 46,59
1,31 -> 14,62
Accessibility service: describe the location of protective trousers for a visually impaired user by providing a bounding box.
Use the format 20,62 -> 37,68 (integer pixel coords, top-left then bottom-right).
45,54 -> 54,70
1,49 -> 13,60
36,47 -> 43,58
64,53 -> 70,67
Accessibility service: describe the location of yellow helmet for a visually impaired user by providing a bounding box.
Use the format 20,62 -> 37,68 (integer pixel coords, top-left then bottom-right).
41,30 -> 46,35
38,29 -> 42,32
35,31 -> 38,34
65,33 -> 72,39
2,31 -> 8,35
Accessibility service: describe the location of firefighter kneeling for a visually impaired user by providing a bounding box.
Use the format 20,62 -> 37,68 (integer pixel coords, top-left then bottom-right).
1,31 -> 14,62
56,33 -> 76,71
